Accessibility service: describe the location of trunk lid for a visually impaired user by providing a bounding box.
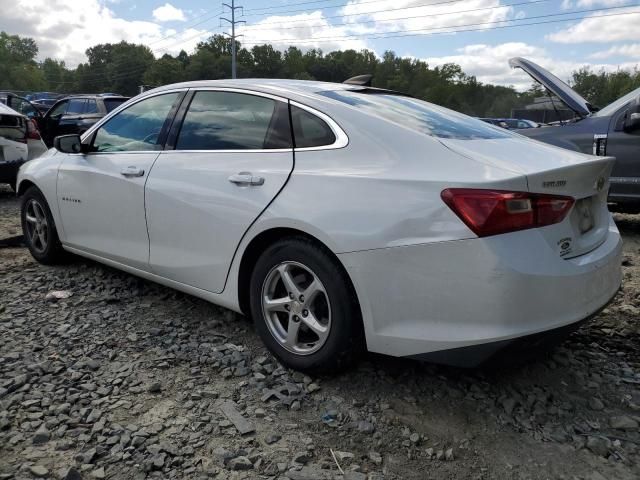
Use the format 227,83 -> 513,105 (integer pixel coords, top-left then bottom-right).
509,57 -> 594,118
440,136 -> 615,258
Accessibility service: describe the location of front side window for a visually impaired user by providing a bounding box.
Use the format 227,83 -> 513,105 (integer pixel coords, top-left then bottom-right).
176,91 -> 290,150
92,93 -> 180,152
48,101 -> 68,118
291,105 -> 336,148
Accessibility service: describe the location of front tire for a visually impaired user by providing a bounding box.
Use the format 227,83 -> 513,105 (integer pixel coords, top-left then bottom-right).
21,186 -> 67,264
249,237 -> 363,373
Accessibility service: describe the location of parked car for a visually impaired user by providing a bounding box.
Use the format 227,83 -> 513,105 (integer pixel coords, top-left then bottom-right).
510,57 -> 640,211
479,117 -> 509,128
0,103 -> 46,190
36,95 -> 129,147
479,118 -> 540,129
32,98 -> 59,113
17,79 -> 622,371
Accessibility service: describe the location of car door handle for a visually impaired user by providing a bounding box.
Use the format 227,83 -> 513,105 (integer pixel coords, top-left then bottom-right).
228,172 -> 265,186
120,166 -> 145,177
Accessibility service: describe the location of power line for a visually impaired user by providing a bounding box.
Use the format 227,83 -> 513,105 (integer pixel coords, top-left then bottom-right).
242,0 -> 492,19
239,0 -> 550,32
42,5 -> 640,87
240,4 -> 640,44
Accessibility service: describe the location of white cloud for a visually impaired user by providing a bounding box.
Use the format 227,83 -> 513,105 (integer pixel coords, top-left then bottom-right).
423,42 -> 640,90
590,43 -> 640,59
0,0 -> 207,66
561,0 -> 629,8
152,3 -> 186,22
238,11 -> 369,52
547,6 -> 640,43
339,0 -> 513,35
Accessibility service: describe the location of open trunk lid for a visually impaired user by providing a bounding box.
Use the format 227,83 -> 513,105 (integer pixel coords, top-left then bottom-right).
440,136 -> 615,258
509,57 -> 595,118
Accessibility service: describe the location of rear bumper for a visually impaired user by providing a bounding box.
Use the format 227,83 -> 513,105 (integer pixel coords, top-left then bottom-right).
408,289 -> 617,367
339,216 -> 622,363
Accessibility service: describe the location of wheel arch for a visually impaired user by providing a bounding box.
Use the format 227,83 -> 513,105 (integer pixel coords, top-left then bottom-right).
236,227 -> 363,328
17,179 -> 37,196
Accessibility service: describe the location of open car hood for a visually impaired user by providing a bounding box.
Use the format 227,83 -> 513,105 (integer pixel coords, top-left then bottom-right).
509,57 -> 594,117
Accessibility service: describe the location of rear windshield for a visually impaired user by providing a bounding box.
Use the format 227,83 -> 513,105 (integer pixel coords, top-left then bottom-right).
319,90 -> 513,140
0,114 -> 26,141
104,98 -> 128,113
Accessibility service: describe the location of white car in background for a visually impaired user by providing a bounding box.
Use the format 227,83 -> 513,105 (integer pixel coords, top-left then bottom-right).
0,103 -> 47,190
16,79 -> 622,371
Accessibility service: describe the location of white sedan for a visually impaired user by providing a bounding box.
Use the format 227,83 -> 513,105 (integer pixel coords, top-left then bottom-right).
17,80 -> 622,371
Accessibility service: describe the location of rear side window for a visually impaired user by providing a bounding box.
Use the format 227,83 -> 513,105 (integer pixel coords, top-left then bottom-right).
176,91 -> 291,150
104,98 -> 128,113
291,106 -> 336,148
67,99 -> 86,114
85,99 -> 98,114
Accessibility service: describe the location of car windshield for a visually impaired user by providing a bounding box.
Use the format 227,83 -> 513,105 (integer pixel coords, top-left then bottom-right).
594,86 -> 640,117
319,90 -> 513,140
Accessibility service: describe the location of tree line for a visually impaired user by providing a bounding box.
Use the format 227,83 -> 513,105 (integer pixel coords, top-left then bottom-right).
2,31 -> 639,117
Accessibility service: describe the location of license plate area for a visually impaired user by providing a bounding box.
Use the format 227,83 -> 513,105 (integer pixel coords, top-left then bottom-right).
575,196 -> 595,234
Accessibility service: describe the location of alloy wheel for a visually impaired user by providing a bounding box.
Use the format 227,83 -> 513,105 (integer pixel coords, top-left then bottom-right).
261,261 -> 331,355
24,199 -> 49,254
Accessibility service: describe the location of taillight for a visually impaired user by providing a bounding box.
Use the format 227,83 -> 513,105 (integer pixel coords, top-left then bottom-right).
26,119 -> 41,140
441,188 -> 574,237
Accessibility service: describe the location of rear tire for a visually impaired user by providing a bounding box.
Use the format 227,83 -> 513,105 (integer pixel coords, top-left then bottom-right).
249,237 -> 363,373
21,186 -> 67,264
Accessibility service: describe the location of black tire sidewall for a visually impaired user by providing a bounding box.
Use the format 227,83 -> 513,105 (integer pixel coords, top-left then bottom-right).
249,238 -> 361,372
21,187 -> 64,264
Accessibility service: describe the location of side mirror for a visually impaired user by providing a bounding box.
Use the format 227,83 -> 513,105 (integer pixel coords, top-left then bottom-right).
624,112 -> 640,133
54,134 -> 83,153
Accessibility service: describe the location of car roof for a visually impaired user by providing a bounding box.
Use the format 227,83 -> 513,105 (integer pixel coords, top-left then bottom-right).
149,79 -> 377,99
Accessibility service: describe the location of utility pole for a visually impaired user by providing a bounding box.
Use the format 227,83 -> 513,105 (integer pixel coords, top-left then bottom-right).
221,1 -> 245,79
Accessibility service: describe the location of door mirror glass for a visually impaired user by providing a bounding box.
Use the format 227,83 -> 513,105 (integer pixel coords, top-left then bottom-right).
624,112 -> 640,133
54,134 -> 83,153
92,93 -> 180,152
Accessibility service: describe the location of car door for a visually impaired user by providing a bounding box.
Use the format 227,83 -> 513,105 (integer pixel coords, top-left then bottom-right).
56,91 -> 185,270
145,89 -> 294,293
57,98 -> 87,137
605,98 -> 640,200
41,99 -> 68,147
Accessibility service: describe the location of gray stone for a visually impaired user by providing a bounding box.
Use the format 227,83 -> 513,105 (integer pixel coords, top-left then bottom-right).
344,472 -> 367,480
588,397 -> 604,411
586,436 -> 611,457
91,467 -> 105,479
609,415 -> 639,431
29,465 -> 49,477
228,456 -> 253,471
293,451 -> 311,464
286,467 -> 335,480
368,451 -> 382,465
147,382 -> 162,393
32,424 -> 50,445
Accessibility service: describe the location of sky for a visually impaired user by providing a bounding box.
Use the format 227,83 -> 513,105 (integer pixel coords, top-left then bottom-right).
1,0 -> 640,90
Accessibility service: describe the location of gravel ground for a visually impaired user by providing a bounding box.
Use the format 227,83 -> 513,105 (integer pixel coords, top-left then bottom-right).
0,184 -> 638,480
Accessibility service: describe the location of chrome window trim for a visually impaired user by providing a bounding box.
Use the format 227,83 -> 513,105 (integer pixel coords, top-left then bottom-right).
161,148 -> 293,154
289,100 -> 349,151
79,87 -> 349,154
